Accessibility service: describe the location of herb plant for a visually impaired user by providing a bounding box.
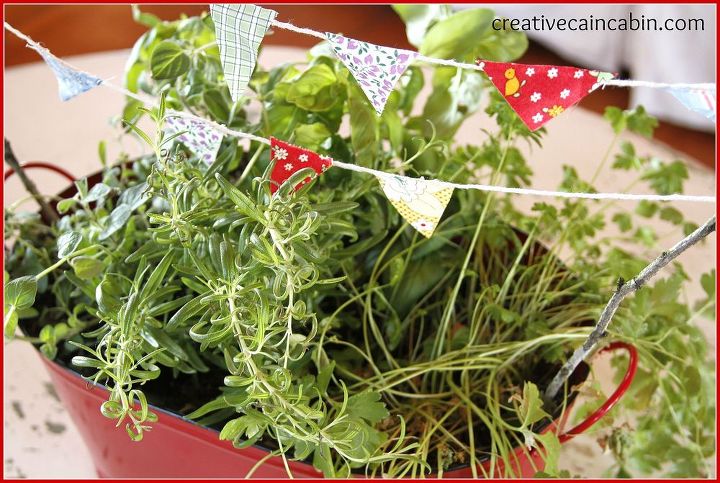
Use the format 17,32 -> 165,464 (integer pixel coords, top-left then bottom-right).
4,5 -> 715,478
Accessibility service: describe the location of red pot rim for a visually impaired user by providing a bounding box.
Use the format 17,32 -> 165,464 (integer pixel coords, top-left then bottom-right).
40,341 -> 636,475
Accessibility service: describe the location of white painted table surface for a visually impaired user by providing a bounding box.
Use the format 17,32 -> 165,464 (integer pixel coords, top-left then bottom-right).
4,47 -> 716,479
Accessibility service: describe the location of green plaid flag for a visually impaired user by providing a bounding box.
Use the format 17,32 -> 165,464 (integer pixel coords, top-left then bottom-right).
210,4 -> 277,102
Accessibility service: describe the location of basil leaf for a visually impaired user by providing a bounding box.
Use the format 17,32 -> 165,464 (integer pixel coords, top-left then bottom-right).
151,41 -> 190,80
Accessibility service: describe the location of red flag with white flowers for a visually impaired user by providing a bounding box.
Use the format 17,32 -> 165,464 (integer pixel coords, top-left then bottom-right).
477,60 -> 615,131
269,138 -> 333,194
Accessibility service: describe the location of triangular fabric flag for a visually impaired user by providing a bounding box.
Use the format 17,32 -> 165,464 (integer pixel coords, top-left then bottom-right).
477,60 -> 615,131
210,4 -> 277,102
376,174 -> 453,238
166,116 -> 223,164
326,33 -> 418,115
667,87 -> 716,122
269,138 -> 333,194
33,46 -> 102,101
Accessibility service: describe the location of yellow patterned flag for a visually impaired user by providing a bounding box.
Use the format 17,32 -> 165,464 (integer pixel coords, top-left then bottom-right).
376,174 -> 453,238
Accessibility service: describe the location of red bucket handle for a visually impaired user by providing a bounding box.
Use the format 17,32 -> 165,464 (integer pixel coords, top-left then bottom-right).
558,341 -> 638,443
4,161 -> 76,184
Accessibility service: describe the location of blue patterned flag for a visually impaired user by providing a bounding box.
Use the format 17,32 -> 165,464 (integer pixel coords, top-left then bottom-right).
32,46 -> 102,101
668,87 -> 716,122
210,4 -> 277,102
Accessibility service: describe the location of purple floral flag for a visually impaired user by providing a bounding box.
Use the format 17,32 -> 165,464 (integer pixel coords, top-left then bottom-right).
325,33 -> 418,115
165,116 -> 223,165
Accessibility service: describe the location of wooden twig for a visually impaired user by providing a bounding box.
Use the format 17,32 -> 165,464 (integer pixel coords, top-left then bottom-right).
544,215 -> 716,405
4,138 -> 59,224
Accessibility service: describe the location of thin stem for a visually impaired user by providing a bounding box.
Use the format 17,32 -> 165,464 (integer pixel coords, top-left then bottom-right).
544,215 -> 716,404
237,143 -> 267,186
589,132 -> 619,185
34,247 -> 96,281
429,133 -> 513,387
4,138 -> 60,224
193,41 -> 216,54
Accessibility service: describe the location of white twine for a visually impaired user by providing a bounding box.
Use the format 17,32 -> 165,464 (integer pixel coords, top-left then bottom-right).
5,22 -> 268,146
416,54 -> 486,73
270,19 -> 326,40
100,80 -> 156,105
5,22 -> 112,85
4,22 -> 715,204
5,22 -> 155,105
269,19 -> 715,91
333,161 -> 715,203
164,110 -> 271,145
602,79 -> 716,90
5,22 -> 37,48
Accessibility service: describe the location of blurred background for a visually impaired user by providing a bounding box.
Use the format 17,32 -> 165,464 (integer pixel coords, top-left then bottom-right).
4,4 -> 716,168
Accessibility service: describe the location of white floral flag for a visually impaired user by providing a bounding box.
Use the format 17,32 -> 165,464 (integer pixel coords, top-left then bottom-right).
376,174 -> 453,238
326,33 -> 418,115
166,116 -> 223,164
32,45 -> 102,101
210,4 -> 277,102
668,87 -> 716,122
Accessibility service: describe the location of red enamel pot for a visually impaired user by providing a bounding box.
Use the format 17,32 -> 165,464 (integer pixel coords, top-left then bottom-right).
39,342 -> 637,478
11,163 -> 638,478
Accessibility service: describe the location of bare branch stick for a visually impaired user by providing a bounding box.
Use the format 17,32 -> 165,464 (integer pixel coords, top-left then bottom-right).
4,138 -> 59,224
544,215 -> 716,404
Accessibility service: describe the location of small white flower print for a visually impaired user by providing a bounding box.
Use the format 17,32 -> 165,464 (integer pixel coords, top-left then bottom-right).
574,70 -> 584,78
532,113 -> 544,124
319,154 -> 331,161
477,61 -> 485,70
284,163 -> 293,171
411,219 -> 435,232
560,89 -> 571,99
530,92 -> 542,103
525,67 -> 535,77
298,154 -> 309,163
547,68 -> 558,79
274,147 -> 288,160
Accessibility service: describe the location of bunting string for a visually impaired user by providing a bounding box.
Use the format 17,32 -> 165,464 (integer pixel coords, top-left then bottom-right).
331,161 -> 715,203
605,79 -> 717,90
165,110 -> 271,145
268,18 -> 715,91
264,9 -> 716,127
4,21 -> 715,212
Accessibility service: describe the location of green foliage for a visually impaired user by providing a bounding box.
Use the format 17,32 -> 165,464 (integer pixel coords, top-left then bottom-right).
57,231 -> 82,258
4,276 -> 37,337
151,41 -> 191,80
346,391 -> 390,424
392,5 -> 450,48
397,5 -> 528,64
419,9 -> 495,59
2,5 -> 714,479
642,159 -> 689,195
604,105 -> 658,138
